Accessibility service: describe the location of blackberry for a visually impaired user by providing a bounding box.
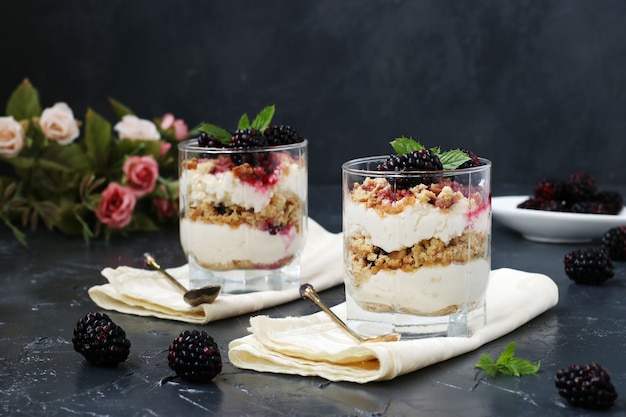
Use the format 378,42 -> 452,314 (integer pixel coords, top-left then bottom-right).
563,248 -> 614,285
602,226 -> 626,261
564,172 -> 597,202
197,131 -> 224,148
377,150 -> 443,189
517,198 -> 564,212
168,330 -> 222,383
72,312 -> 131,366
264,124 -> 305,146
594,190 -> 624,215
533,179 -> 564,201
570,200 -> 614,215
230,128 -> 268,148
555,362 -> 617,409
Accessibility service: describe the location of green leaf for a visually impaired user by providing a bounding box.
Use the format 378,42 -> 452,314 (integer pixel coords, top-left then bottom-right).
390,136 -> 425,155
196,123 -> 232,145
496,342 -> 516,365
475,342 -> 540,378
475,354 -> 498,377
439,149 -> 472,170
250,105 -> 275,131
83,108 -> 112,171
108,97 -> 135,120
238,113 -> 251,130
6,79 -> 42,120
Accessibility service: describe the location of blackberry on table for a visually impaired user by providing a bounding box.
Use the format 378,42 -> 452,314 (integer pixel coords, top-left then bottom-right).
555,362 -> 618,409
72,311 -> 131,366
563,248 -> 614,285
168,330 -> 222,383
264,124 -> 305,146
602,226 -> 626,261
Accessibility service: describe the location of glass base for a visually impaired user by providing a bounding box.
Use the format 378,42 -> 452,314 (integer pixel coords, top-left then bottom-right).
346,294 -> 486,339
188,254 -> 301,294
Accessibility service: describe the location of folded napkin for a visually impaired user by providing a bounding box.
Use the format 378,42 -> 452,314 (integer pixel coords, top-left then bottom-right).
88,218 -> 343,324
228,268 -> 559,383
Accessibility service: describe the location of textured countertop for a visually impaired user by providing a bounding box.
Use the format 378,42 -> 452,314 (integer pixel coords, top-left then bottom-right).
1,185 -> 625,416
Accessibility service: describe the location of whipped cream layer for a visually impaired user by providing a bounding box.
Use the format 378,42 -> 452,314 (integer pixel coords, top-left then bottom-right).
344,189 -> 490,253
180,220 -> 304,269
346,259 -> 490,315
181,156 -> 306,213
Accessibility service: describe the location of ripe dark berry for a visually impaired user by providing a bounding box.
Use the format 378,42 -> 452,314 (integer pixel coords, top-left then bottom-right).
197,131 -> 224,148
594,190 -> 624,215
264,124 -> 305,146
517,198 -> 564,212
602,226 -> 626,261
72,312 -> 131,367
377,149 -> 443,189
564,171 -> 597,202
168,330 -> 222,383
555,362 -> 617,409
230,128 -> 268,148
563,248 -> 614,285
533,179 -> 564,201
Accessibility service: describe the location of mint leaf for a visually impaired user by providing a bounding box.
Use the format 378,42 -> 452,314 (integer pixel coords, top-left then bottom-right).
475,342 -> 540,378
507,357 -> 541,376
475,354 -> 498,377
250,105 -> 275,131
439,149 -> 471,170
390,136 -> 425,155
496,342 -> 516,365
238,113 -> 251,130
197,123 -> 232,145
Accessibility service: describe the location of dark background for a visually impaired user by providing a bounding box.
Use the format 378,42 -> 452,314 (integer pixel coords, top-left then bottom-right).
1,0 -> 625,191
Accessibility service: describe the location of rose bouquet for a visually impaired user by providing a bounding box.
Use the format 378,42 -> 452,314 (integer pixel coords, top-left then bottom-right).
0,79 -> 188,245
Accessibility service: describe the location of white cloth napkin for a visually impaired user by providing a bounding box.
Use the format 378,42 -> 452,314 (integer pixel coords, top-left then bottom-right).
88,218 -> 343,324
228,268 -> 559,383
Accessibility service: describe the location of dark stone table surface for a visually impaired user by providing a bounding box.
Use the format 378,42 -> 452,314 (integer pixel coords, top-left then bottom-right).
1,185 -> 626,417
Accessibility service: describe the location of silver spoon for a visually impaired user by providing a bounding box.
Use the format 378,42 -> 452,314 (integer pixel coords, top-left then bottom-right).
143,253 -> 221,306
299,283 -> 401,343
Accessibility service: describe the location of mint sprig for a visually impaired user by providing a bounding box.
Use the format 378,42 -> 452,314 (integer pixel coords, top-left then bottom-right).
475,342 -> 541,377
389,137 -> 472,170
196,105 -> 276,146
196,123 -> 232,145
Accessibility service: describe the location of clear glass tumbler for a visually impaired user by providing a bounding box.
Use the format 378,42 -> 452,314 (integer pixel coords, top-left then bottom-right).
342,156 -> 491,338
178,139 -> 308,294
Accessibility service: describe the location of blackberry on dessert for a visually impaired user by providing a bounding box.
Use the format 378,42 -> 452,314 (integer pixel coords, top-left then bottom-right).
72,311 -> 131,367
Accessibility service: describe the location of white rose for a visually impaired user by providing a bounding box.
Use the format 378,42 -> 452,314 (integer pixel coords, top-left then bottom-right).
0,116 -> 25,158
114,115 -> 160,140
39,102 -> 80,145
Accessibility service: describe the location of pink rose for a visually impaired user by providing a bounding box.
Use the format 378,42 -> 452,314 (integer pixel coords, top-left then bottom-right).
122,155 -> 159,197
95,183 -> 136,229
161,113 -> 189,140
160,141 -> 172,156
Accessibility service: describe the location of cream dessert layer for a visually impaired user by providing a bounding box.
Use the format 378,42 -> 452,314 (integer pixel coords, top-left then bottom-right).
180,153 -> 307,270
344,177 -> 491,315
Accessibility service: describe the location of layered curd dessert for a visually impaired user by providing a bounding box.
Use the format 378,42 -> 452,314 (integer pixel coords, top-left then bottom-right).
343,139 -> 491,329
178,106 -> 307,284
180,150 -> 307,271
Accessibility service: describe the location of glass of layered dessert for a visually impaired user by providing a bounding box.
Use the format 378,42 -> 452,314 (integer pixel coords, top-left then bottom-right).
342,138 -> 491,338
178,106 -> 308,294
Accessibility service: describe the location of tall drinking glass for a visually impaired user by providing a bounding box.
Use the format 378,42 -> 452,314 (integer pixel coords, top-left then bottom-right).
179,139 -> 308,294
342,156 -> 491,338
